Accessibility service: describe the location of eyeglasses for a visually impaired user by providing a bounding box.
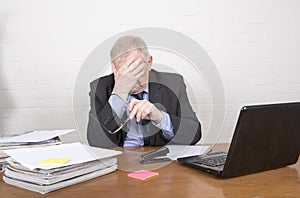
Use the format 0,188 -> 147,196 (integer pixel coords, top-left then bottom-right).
106,116 -> 130,134
89,99 -> 130,135
103,99 -> 130,134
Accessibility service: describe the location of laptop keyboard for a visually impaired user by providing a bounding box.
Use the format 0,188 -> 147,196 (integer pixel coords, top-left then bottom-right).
193,152 -> 227,167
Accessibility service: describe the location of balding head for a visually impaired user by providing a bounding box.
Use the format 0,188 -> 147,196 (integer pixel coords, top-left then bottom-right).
110,35 -> 150,63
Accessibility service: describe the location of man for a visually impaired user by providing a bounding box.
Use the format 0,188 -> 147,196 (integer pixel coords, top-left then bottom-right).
87,35 -> 201,148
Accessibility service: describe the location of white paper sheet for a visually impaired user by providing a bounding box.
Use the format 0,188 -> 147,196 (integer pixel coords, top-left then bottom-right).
165,145 -> 212,160
3,142 -> 122,170
0,129 -> 75,143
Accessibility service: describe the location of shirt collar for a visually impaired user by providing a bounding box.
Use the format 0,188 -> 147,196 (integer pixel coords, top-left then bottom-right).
144,84 -> 149,94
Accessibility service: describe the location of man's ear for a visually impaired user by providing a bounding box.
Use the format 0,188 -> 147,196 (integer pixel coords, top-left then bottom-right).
111,62 -> 117,73
148,55 -> 153,64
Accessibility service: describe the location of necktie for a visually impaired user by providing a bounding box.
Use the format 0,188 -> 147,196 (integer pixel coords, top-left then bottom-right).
131,91 -> 150,146
131,92 -> 144,100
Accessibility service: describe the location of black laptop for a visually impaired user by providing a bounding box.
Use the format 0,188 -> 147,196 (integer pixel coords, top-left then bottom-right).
177,102 -> 300,178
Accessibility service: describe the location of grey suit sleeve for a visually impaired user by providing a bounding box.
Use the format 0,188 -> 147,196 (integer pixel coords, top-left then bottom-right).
168,76 -> 202,145
87,79 -> 116,148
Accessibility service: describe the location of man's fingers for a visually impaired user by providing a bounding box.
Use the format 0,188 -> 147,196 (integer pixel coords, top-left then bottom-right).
129,101 -> 142,120
115,56 -> 135,75
135,102 -> 149,122
119,56 -> 141,72
122,56 -> 135,69
127,99 -> 138,111
128,100 -> 154,122
128,99 -> 144,121
141,106 -> 151,119
118,58 -> 144,81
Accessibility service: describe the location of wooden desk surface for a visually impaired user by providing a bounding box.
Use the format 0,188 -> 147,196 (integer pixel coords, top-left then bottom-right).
0,144 -> 299,198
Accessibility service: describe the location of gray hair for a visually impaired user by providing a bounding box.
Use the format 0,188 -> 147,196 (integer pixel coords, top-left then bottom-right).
110,35 -> 150,62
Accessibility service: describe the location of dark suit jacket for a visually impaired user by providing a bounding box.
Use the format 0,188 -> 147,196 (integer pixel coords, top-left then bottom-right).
87,70 -> 201,148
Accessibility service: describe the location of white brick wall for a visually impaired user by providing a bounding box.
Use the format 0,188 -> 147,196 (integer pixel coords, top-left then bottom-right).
0,0 -> 300,144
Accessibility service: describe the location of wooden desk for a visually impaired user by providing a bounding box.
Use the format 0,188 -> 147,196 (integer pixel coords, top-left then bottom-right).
0,144 -> 299,198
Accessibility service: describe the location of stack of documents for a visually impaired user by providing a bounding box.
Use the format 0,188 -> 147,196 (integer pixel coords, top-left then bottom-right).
0,129 -> 74,170
2,142 -> 122,194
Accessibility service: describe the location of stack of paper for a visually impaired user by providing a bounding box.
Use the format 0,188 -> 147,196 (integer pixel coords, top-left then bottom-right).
2,142 -> 122,194
0,129 -> 74,171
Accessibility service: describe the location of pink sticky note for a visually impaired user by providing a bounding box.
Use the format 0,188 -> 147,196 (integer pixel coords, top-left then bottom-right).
127,170 -> 159,180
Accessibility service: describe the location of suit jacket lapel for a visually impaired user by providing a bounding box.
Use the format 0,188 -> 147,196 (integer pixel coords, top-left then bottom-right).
149,70 -> 163,105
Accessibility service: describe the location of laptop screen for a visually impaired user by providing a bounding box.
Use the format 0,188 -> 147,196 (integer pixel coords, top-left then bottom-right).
222,102 -> 300,178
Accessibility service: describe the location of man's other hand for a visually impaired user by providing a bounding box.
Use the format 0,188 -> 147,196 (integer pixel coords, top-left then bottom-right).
127,99 -> 163,124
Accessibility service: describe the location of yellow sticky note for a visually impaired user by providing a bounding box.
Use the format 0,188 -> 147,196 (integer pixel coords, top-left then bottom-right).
38,158 -> 71,165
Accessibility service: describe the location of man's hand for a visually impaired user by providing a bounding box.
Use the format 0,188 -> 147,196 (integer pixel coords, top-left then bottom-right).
112,57 -> 145,100
127,99 -> 163,123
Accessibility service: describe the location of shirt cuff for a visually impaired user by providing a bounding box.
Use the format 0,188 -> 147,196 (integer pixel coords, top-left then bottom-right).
152,111 -> 174,139
108,94 -> 127,118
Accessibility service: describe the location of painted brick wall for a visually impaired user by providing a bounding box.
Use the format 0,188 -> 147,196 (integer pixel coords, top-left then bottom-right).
0,0 -> 299,144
